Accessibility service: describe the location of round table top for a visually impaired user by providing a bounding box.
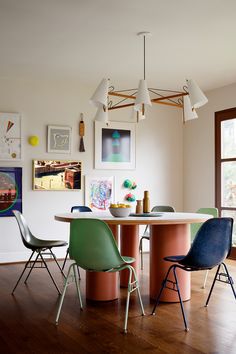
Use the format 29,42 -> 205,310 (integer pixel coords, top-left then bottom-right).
54,211 -> 212,225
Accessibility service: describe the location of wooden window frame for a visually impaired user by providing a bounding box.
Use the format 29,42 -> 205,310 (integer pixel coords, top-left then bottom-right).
215,107 -> 236,259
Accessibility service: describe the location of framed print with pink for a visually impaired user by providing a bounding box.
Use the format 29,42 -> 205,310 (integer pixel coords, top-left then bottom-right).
85,175 -> 115,211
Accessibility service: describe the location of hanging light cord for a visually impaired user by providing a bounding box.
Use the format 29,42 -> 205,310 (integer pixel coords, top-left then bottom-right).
143,35 -> 146,80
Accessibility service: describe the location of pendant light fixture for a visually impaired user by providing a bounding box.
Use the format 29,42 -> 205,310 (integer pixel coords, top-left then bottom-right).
90,32 -> 208,123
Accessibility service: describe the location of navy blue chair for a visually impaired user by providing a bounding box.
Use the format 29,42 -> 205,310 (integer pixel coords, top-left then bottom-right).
61,206 -> 92,274
152,217 -> 236,331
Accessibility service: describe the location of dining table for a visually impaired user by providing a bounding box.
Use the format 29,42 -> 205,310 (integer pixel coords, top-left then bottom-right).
55,211 -> 211,303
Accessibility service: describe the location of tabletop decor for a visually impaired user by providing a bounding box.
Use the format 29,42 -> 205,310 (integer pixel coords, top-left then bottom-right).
0,167 -> 22,216
95,121 -> 136,170
33,160 -> 82,190
85,175 -> 115,211
0,112 -> 21,160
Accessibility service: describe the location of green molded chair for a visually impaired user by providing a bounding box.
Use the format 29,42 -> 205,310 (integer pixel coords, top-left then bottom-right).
55,218 -> 145,333
191,207 -> 219,288
139,205 -> 175,270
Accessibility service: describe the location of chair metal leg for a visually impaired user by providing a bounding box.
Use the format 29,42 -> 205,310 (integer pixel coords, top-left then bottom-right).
205,264 -> 221,306
72,264 -> 83,309
152,265 -> 173,315
55,263 -> 74,324
61,248 -> 69,271
132,267 -> 145,316
12,251 -> 35,294
38,251 -> 61,294
221,262 -> 236,299
173,267 -> 189,331
61,247 -> 81,279
202,270 -> 209,289
49,249 -> 66,278
24,252 -> 40,284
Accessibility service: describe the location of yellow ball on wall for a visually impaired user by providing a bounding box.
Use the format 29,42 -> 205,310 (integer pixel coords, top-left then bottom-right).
28,136 -> 39,146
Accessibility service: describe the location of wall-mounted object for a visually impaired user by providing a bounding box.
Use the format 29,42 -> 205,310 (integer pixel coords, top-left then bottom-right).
95,121 -> 136,170
85,175 -> 115,211
28,136 -> 39,146
79,113 -> 85,152
33,160 -> 82,191
125,193 -> 136,202
47,125 -> 72,153
124,179 -> 137,189
0,167 -> 22,216
0,112 -> 21,160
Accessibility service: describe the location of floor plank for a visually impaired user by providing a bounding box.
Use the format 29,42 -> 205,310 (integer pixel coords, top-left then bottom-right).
0,256 -> 236,354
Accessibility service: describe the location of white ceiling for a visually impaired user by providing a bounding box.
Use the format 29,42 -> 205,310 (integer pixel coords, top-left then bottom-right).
1,0 -> 236,92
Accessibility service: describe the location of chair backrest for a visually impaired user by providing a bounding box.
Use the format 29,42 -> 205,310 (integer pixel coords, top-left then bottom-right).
71,205 -> 92,213
143,205 -> 175,235
12,210 -> 37,249
191,207 -> 218,242
69,218 -> 125,271
152,205 -> 175,212
181,217 -> 233,269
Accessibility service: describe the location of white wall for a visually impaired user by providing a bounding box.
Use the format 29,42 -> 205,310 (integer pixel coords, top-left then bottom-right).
184,82 -> 236,211
0,77 -> 183,262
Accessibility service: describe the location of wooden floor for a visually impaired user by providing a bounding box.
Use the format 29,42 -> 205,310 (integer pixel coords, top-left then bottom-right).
0,255 -> 236,354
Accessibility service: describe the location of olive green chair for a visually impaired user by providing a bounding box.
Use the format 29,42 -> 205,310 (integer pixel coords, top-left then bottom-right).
55,218 -> 145,333
139,205 -> 176,270
191,207 -> 219,288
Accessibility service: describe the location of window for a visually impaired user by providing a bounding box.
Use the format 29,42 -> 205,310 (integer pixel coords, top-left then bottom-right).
215,108 -> 236,258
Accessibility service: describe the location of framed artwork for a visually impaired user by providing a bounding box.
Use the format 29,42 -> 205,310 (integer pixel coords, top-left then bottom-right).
47,125 -> 72,153
94,121 -> 136,169
33,160 -> 82,191
85,175 -> 115,211
0,167 -> 22,217
0,112 -> 21,160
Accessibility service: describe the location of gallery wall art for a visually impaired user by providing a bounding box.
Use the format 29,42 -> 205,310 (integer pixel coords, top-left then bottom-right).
85,175 -> 115,211
33,160 -> 82,191
47,125 -> 72,153
0,112 -> 21,160
0,167 -> 22,216
94,121 -> 136,169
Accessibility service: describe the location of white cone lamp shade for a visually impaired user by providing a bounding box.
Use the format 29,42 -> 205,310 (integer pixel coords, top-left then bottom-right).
183,95 -> 198,122
94,105 -> 108,123
90,78 -> 109,108
186,79 -> 208,109
134,79 -> 152,111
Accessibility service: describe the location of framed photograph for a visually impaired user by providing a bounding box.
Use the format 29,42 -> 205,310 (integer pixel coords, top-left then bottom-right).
0,167 -> 22,217
33,160 -> 82,191
94,121 -> 136,169
85,175 -> 115,211
47,125 -> 72,153
0,112 -> 21,160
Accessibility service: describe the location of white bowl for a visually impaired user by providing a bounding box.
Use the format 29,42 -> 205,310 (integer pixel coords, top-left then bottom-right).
109,207 -> 131,217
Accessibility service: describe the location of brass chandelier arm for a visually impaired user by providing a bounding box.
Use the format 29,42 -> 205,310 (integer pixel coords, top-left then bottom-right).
108,91 -> 136,100
108,103 -> 135,110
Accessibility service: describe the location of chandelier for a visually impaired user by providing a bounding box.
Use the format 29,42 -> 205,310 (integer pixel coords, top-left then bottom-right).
90,32 -> 208,123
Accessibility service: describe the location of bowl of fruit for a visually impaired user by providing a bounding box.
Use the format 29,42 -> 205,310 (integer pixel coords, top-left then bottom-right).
109,203 -> 131,217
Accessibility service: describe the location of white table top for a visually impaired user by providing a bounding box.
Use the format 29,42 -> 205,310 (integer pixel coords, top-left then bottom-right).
55,211 -> 212,225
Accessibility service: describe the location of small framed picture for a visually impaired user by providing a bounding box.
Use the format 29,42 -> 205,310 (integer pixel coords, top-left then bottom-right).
85,175 -> 115,211
0,112 -> 22,160
0,167 -> 22,216
47,125 -> 72,153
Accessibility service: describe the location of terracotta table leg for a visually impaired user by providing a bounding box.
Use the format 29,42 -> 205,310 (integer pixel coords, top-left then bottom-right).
120,225 -> 139,287
86,224 -> 119,301
150,224 -> 191,302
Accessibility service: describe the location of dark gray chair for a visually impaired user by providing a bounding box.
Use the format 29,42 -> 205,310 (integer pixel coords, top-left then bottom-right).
61,205 -> 92,274
152,217 -> 236,331
12,210 -> 67,294
139,205 -> 175,269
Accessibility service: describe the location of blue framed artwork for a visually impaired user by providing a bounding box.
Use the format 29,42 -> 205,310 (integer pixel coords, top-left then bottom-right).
0,167 -> 22,216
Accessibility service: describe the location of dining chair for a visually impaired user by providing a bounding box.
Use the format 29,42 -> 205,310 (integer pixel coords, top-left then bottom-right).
191,207 -> 219,288
61,205 -> 92,274
55,218 -> 145,333
152,217 -> 236,331
139,205 -> 175,269
12,210 -> 67,294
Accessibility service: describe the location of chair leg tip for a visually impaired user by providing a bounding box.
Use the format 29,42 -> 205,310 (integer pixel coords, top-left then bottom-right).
185,327 -> 189,332
152,312 -> 156,316
123,329 -> 127,334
